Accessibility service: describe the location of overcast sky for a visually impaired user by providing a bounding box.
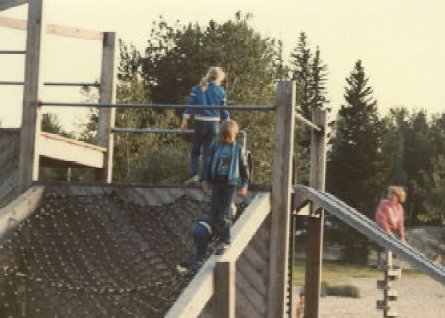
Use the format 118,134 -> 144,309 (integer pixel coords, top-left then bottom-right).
1,0 -> 444,130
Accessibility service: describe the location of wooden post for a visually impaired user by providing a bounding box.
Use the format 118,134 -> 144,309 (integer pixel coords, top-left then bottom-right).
304,108 -> 328,318
267,80 -> 296,318
18,0 -> 45,192
213,261 -> 236,318
97,32 -> 116,183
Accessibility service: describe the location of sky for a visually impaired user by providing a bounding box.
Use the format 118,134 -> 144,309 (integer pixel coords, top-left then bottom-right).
1,0 -> 444,130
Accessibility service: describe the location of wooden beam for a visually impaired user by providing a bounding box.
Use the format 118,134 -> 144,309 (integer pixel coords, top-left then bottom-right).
18,0 -> 45,192
267,80 -> 296,318
223,192 -> 271,261
96,32 -> 116,183
0,186 -> 43,237
213,261 -> 236,318
0,0 -> 27,12
0,15 -> 103,40
304,108 -> 328,318
165,192 -> 271,318
39,132 -> 106,169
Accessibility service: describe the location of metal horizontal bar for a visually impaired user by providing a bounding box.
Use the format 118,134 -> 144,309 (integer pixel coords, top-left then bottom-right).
112,128 -> 247,136
40,101 -> 276,111
0,81 -> 23,85
295,113 -> 323,132
0,50 -> 26,54
44,82 -> 100,87
112,128 -> 194,134
0,81 -> 100,87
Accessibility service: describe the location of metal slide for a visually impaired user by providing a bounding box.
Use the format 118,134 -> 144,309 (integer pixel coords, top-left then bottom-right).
294,185 -> 445,284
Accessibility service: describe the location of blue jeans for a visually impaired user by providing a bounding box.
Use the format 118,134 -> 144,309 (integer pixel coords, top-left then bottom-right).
211,180 -> 236,244
191,120 -> 219,177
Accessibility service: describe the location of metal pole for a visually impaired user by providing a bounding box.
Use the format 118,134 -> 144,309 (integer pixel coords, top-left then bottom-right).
44,81 -> 100,87
0,81 -> 24,85
39,101 -> 276,111
111,127 -> 247,137
0,50 -> 26,54
0,81 -> 100,87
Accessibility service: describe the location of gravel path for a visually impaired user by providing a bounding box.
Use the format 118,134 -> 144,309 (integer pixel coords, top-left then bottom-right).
294,277 -> 445,318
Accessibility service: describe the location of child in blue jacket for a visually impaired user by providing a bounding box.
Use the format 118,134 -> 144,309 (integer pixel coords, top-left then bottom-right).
180,66 -> 229,185
201,119 -> 249,254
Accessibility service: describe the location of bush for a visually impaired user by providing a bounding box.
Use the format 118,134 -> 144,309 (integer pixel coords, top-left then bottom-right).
321,282 -> 360,298
129,147 -> 190,184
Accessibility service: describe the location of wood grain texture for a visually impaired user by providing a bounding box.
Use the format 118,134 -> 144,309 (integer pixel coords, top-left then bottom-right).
304,109 -> 328,318
0,15 -> 103,40
267,81 -> 296,318
97,32 -> 116,182
18,0 -> 45,191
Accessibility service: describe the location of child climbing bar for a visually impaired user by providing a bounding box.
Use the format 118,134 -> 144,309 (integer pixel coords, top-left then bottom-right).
375,186 -> 406,241
180,66 -> 229,185
202,119 -> 249,255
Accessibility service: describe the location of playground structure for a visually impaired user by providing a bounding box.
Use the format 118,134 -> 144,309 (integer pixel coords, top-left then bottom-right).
0,1 -> 444,317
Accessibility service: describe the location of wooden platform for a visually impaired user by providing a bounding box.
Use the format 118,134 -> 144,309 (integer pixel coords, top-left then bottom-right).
39,132 -> 106,168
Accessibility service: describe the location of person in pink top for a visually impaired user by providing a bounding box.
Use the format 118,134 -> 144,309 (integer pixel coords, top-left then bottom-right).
375,186 -> 406,241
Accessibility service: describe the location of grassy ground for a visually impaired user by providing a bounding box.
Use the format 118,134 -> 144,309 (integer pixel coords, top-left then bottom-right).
292,260 -> 425,285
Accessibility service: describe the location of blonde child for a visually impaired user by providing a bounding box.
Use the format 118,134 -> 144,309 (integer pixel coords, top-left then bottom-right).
180,66 -> 228,184
201,120 -> 249,254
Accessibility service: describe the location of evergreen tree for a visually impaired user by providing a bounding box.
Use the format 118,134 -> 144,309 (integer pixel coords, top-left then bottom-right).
290,32 -> 312,118
328,60 -> 385,263
309,47 -> 329,112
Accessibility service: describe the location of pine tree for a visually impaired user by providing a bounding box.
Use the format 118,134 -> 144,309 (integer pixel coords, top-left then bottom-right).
309,47 -> 329,112
290,32 -> 312,118
328,60 -> 385,263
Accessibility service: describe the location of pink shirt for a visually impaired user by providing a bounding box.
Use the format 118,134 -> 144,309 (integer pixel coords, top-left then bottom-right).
375,199 -> 405,239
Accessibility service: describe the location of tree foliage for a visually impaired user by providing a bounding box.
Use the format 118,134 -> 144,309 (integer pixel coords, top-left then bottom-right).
328,60 -> 385,263
114,13 -> 285,184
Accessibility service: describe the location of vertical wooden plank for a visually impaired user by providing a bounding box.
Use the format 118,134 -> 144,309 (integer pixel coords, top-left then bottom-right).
18,0 -> 45,192
267,80 -> 296,318
384,249 -> 393,318
97,32 -> 116,183
304,108 -> 328,318
213,261 -> 236,318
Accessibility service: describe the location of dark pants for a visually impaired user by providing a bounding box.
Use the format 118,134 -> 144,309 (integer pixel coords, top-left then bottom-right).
211,180 -> 236,244
191,120 -> 219,177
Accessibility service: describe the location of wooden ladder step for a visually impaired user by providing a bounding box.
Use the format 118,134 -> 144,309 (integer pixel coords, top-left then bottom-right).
377,280 -> 393,289
388,268 -> 402,280
388,289 -> 398,300
376,300 -> 386,310
387,310 -> 398,317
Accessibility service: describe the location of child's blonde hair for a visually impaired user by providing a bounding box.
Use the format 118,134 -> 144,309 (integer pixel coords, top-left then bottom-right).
220,120 -> 239,143
388,186 -> 406,203
200,66 -> 225,91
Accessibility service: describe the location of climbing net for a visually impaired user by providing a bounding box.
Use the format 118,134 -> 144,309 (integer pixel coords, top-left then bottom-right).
0,192 -> 209,317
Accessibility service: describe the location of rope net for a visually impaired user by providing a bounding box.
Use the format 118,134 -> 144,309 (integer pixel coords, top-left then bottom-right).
0,192 -> 210,317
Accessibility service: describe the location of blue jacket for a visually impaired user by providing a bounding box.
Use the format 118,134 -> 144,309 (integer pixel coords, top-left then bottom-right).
202,141 -> 249,188
183,81 -> 229,121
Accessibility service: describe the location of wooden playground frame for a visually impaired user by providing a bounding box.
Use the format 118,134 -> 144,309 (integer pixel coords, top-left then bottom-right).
0,1 -> 333,317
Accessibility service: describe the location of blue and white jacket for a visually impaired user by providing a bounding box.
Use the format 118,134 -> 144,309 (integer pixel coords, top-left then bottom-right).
183,81 -> 229,122
201,141 -> 249,188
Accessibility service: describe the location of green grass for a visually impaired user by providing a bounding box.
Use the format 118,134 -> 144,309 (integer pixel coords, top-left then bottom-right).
292,260 -> 425,285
